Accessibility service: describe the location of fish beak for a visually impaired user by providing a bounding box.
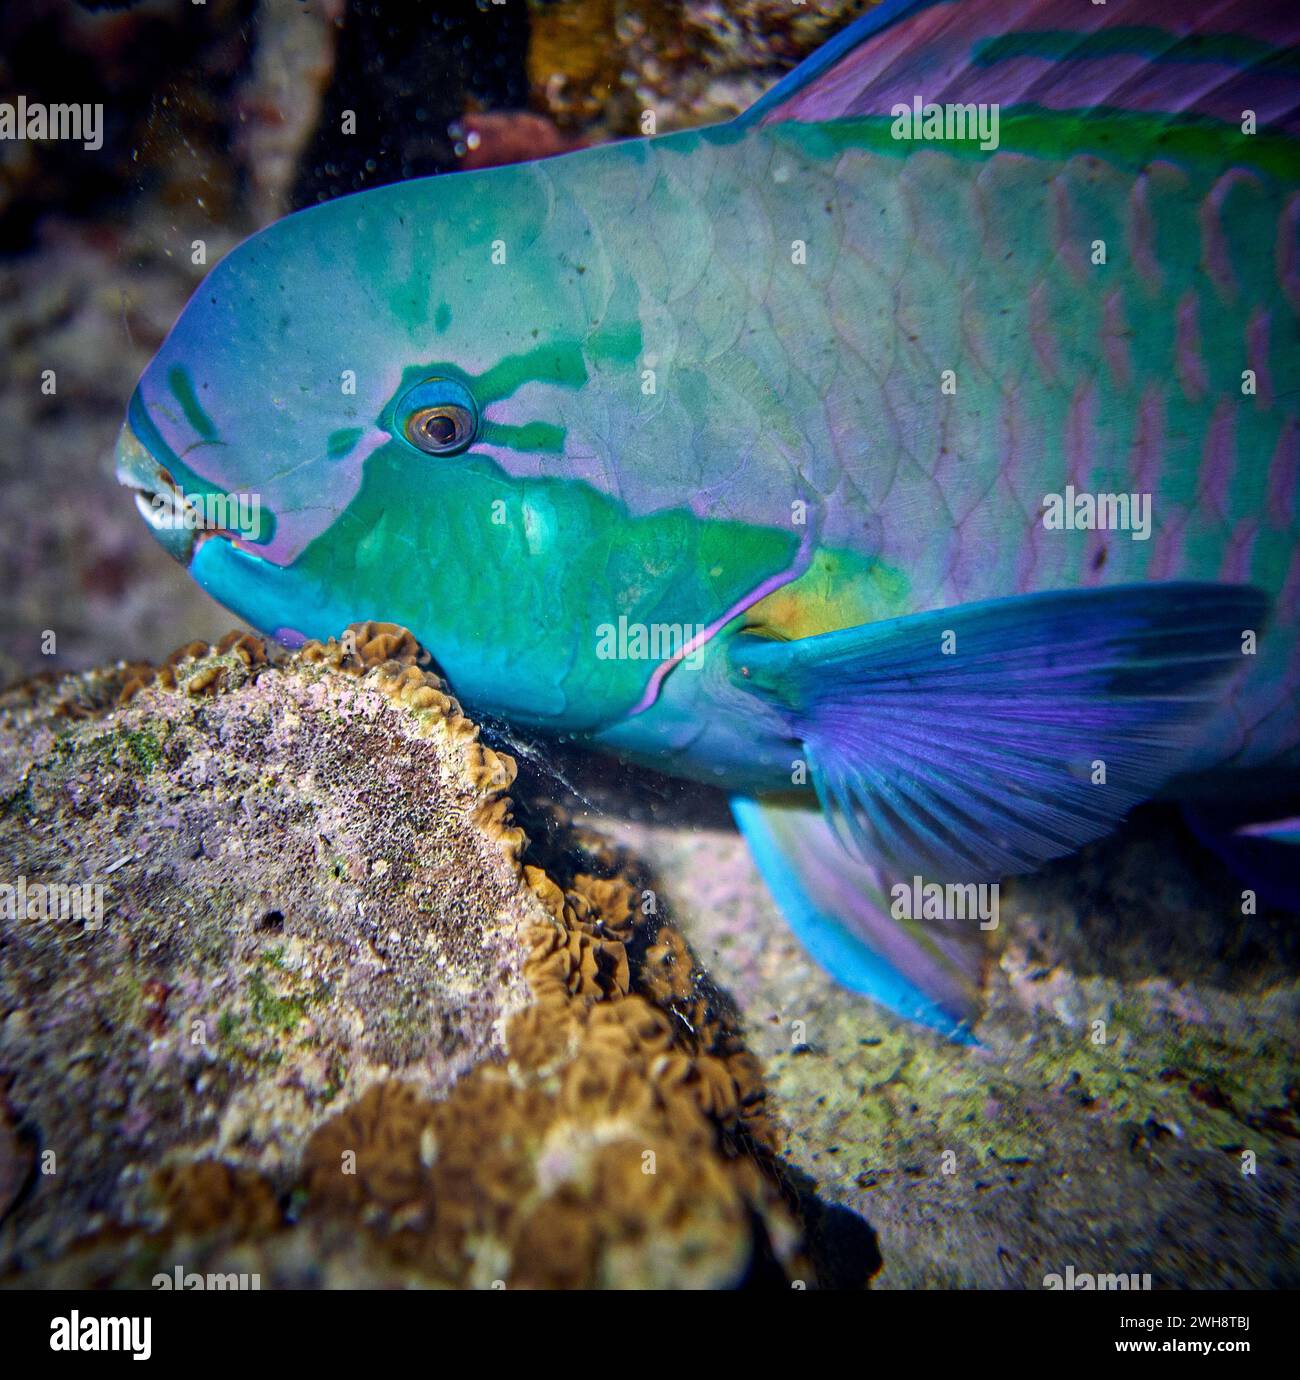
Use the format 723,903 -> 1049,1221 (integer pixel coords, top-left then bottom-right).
114,418 -> 228,566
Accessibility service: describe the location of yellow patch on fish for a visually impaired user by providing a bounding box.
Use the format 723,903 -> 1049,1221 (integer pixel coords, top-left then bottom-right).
744,547 -> 911,641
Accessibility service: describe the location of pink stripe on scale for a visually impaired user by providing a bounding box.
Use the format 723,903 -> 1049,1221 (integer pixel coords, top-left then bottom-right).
1266,419 -> 1298,528
1175,290 -> 1209,404
1246,307 -> 1273,409
1199,169 -> 1263,304
1129,385 -> 1166,498
1102,289 -> 1132,392
1065,379 -> 1096,492
1219,516 -> 1259,585
1199,400 -> 1237,521
1126,172 -> 1162,292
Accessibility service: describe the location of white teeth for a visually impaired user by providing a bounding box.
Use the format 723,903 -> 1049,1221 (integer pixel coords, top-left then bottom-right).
134,490 -> 166,527
134,489 -> 191,530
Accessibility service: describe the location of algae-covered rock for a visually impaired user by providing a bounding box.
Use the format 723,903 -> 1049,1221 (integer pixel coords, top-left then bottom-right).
587,809 -> 1300,1288
5,621 -> 1293,1288
0,626 -> 808,1288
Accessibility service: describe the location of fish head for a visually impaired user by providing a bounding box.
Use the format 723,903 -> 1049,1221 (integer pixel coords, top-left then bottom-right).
116,153 -> 704,732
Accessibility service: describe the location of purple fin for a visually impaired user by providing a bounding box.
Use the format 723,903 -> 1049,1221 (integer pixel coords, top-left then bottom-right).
730,583 -> 1271,882
740,0 -> 1300,136
732,796 -> 984,1041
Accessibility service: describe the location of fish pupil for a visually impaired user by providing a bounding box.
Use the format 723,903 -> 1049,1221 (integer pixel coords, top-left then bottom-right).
407,405 -> 470,453
426,413 -> 457,446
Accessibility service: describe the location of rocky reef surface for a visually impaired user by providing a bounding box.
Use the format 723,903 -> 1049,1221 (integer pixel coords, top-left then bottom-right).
2,624 -> 1296,1289
0,627 -> 822,1288
585,804 -> 1300,1287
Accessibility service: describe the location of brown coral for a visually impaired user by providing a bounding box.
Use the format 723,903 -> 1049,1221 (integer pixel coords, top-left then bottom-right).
0,622 -> 808,1288
149,1160 -> 282,1240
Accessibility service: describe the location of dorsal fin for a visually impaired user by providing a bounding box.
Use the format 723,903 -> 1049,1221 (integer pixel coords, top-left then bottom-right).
737,0 -> 1300,136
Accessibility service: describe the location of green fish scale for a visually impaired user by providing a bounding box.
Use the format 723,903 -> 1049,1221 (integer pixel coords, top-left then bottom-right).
541,117 -> 1298,772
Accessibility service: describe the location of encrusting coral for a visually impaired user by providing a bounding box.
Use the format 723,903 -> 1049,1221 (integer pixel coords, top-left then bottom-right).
0,623 -> 812,1288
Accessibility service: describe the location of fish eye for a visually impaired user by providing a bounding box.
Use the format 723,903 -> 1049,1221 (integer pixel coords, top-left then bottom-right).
397,377 -> 479,455
407,403 -> 474,454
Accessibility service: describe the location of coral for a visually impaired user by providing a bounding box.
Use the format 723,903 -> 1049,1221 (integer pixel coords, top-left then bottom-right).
526,0 -> 868,137
148,1160 -> 282,1240
0,626 -> 811,1288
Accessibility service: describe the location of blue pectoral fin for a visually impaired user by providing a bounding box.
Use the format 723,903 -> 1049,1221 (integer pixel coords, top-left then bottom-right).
732,796 -> 984,1043
731,583 -> 1271,882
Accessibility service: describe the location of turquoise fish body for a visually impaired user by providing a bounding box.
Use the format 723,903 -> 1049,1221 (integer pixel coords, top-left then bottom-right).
118,0 -> 1300,1038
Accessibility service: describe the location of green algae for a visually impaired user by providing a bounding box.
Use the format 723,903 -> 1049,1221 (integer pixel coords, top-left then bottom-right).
775,977 -> 1299,1182
119,727 -> 164,773
44,722 -> 169,777
248,968 -> 306,1034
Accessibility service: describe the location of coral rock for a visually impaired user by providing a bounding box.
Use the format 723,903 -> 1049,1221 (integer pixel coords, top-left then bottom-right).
0,628 -> 808,1287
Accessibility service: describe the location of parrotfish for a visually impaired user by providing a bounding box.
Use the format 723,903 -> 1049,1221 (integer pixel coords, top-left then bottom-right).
116,0 -> 1300,1040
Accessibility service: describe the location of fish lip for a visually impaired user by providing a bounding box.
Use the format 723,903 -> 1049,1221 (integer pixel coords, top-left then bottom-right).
115,411 -> 235,566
